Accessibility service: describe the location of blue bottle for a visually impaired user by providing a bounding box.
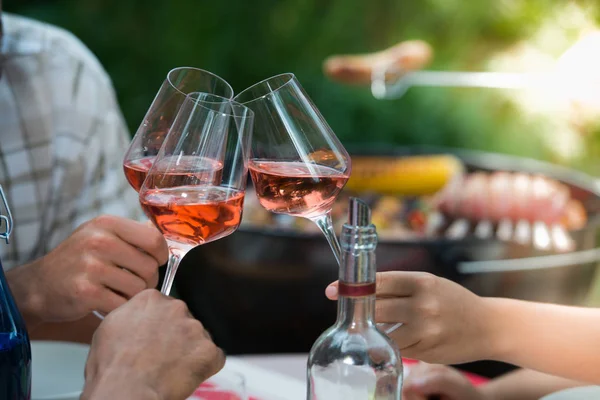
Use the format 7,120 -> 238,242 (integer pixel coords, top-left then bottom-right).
0,186 -> 32,400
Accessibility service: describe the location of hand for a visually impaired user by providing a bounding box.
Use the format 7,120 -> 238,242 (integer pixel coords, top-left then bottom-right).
403,362 -> 487,400
7,215 -> 168,328
325,272 -> 495,364
82,289 -> 225,400
323,40 -> 432,85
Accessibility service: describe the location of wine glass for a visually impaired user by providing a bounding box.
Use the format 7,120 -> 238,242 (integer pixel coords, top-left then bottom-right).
139,92 -> 253,295
88,69 -> 233,319
123,67 -> 234,192
234,74 -> 400,334
234,73 -> 351,265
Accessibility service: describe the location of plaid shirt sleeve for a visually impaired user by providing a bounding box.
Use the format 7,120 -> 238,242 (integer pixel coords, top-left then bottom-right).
0,14 -> 141,269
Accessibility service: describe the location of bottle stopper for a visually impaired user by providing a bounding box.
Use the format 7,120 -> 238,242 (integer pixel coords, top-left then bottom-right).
348,197 -> 371,227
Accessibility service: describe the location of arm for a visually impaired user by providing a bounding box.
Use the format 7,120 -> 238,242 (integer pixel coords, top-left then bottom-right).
326,272 -> 600,383
485,297 -> 600,383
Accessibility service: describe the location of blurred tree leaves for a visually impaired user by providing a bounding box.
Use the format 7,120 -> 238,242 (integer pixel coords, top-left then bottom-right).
4,0 -> 600,172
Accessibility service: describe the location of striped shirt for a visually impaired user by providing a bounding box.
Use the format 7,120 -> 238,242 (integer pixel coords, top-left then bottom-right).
0,13 -> 141,270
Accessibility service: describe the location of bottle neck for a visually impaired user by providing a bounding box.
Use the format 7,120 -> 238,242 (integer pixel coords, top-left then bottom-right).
337,295 -> 375,327
336,223 -> 377,327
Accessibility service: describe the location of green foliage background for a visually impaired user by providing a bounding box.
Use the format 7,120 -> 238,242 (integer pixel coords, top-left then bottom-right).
5,0 -> 600,173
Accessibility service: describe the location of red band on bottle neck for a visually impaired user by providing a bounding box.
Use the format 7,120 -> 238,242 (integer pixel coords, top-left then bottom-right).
338,282 -> 376,297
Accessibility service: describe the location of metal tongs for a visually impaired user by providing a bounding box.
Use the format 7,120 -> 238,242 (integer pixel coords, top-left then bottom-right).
0,185 -> 13,244
370,32 -> 600,99
371,64 -> 552,100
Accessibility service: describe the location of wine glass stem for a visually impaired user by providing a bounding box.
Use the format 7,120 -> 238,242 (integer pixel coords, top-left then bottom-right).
311,212 -> 342,265
161,248 -> 185,296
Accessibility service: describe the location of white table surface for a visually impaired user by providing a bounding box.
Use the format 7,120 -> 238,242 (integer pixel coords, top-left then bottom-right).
32,341 -> 583,400
220,355 -> 307,400
239,354 -> 308,382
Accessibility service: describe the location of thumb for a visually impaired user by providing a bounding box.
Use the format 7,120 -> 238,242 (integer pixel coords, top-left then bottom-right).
325,281 -> 339,300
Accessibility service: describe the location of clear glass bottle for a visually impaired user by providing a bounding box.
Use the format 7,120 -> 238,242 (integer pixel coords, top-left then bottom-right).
307,197 -> 402,400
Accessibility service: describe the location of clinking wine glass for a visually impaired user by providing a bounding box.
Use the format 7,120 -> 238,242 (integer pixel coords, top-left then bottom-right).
234,73 -> 350,265
91,69 -> 234,318
139,92 -> 253,295
123,67 -> 234,192
235,73 -> 400,334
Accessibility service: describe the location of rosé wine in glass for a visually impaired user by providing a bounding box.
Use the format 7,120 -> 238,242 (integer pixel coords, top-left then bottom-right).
141,186 -> 244,246
124,156 -> 224,192
249,160 -> 349,219
123,156 -> 155,192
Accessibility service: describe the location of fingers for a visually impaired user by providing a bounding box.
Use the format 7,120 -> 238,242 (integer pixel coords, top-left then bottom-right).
147,269 -> 160,290
404,361 -> 434,385
386,324 -> 421,353
375,297 -> 428,354
404,363 -> 476,399
323,40 -> 433,85
385,40 -> 433,72
133,288 -> 166,303
325,281 -> 339,300
98,264 -> 148,299
172,298 -> 196,319
91,234 -> 161,288
197,343 -> 226,381
327,272 -> 436,301
375,297 -> 411,323
404,363 -> 434,400
94,215 -> 169,265
95,288 -> 128,315
377,271 -> 434,298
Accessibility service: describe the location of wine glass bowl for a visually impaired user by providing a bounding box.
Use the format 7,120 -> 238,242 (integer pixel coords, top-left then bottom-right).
123,67 -> 234,192
139,92 -> 253,295
140,185 -> 245,247
123,157 -> 155,193
248,160 -> 348,219
234,73 -> 351,264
